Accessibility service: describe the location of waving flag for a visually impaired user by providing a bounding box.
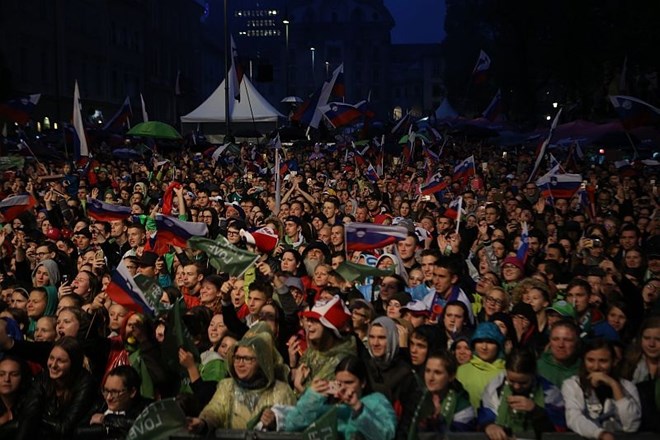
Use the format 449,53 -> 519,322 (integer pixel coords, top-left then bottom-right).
102,96 -> 132,130
151,215 -> 208,254
87,197 -> 132,222
528,107 -> 562,182
516,222 -> 529,264
106,262 -> 156,316
161,182 -> 182,216
189,236 -> 259,277
320,101 -> 363,128
229,35 -> 244,102
609,95 -> 660,130
292,64 -> 343,129
0,194 -> 36,222
0,94 -> 40,125
443,196 -> 463,221
345,222 -> 409,252
452,155 -> 476,184
72,81 -> 89,159
536,172 -> 582,199
482,89 -> 502,121
140,93 -> 149,122
472,50 -> 491,84
421,173 -> 448,196
365,163 -> 379,182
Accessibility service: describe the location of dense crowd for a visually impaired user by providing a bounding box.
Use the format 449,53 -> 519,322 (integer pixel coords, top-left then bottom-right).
0,138 -> 659,440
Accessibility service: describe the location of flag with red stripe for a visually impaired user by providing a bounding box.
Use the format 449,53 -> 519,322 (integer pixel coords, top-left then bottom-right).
106,262 -> 156,316
0,194 -> 36,222
87,197 -> 132,222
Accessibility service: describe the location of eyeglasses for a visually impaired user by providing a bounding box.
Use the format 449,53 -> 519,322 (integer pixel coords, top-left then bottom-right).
102,388 -> 127,398
234,355 -> 257,364
227,230 -> 239,236
484,295 -> 505,307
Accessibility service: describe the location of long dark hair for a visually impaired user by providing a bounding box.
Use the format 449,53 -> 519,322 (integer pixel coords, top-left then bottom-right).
578,338 -> 618,401
335,355 -> 372,396
46,336 -> 85,405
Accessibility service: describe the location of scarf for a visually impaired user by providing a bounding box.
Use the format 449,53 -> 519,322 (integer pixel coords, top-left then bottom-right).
495,380 -> 545,435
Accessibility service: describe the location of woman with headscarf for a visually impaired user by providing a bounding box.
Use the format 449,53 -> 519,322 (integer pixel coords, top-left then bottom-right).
187,330 -> 296,433
364,316 -> 421,439
16,337 -> 96,439
25,286 -> 58,339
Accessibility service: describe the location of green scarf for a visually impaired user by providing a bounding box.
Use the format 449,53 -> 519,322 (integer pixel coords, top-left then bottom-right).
495,381 -> 545,435
408,388 -> 459,440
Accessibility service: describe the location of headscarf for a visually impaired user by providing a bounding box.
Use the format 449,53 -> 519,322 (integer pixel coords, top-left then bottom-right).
43,286 -> 59,316
470,321 -> 505,358
367,316 -> 399,369
32,259 -> 61,286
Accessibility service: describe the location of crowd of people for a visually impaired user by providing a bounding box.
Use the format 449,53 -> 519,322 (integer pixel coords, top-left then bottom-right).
0,136 -> 659,439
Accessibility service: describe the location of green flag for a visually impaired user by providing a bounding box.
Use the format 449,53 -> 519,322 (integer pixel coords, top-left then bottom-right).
126,398 -> 186,440
336,260 -> 394,283
161,297 -> 199,375
303,407 -> 338,440
133,274 -> 168,316
0,156 -> 24,171
189,235 -> 259,277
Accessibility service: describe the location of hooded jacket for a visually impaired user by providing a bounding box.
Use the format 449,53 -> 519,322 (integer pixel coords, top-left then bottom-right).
32,259 -> 61,287
199,332 -> 296,430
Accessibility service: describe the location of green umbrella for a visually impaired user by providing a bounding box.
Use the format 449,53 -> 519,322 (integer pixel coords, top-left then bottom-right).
336,261 -> 393,283
127,121 -> 182,139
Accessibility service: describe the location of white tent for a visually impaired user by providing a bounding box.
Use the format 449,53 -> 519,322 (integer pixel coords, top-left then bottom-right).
181,76 -> 284,124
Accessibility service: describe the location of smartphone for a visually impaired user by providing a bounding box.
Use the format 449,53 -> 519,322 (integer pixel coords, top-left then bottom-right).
95,250 -> 104,260
502,151 -> 508,159
482,162 -> 488,171
61,274 -> 69,284
421,195 -> 431,201
327,380 -> 341,396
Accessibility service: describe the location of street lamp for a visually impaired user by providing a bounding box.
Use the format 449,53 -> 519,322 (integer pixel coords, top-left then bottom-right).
310,47 -> 316,82
325,61 -> 329,78
283,19 -> 289,94
552,102 -> 558,108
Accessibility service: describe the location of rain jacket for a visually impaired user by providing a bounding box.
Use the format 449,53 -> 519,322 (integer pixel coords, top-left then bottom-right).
199,331 -> 296,430
282,388 -> 396,440
456,356 -> 506,408
299,336 -> 357,388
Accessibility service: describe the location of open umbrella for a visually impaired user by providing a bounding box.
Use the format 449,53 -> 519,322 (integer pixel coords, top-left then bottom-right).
281,96 -> 303,103
127,121 -> 182,140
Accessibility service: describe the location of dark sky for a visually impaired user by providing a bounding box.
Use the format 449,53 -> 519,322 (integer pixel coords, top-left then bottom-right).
384,0 -> 446,44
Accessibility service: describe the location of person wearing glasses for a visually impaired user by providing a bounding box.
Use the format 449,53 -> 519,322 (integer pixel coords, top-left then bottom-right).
187,332 -> 296,432
79,365 -> 150,439
477,285 -> 509,323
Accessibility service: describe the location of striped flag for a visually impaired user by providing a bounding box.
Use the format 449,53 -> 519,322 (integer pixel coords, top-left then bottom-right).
0,194 -> 36,222
421,173 -> 448,196
452,155 -> 476,184
106,262 -> 157,316
149,215 -> 208,255
140,93 -> 149,122
536,172 -> 582,199
102,96 -> 132,130
365,163 -> 379,182
516,222 -> 529,264
87,197 -> 132,222
528,107 -> 562,182
72,81 -> 89,159
345,222 -> 409,252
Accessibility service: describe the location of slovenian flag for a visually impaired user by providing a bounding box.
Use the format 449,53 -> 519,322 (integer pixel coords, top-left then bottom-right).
106,262 -> 156,316
320,102 -> 363,128
452,155 -> 475,184
0,194 -> 36,222
516,222 -> 529,264
150,214 -> 209,254
365,164 -> 379,182
609,95 -> 660,130
87,197 -> 132,222
421,174 -> 448,196
536,172 -> 582,199
0,94 -> 41,125
345,222 -> 409,252
102,96 -> 132,131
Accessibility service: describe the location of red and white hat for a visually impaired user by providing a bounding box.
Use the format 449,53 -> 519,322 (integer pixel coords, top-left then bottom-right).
301,296 -> 351,338
240,226 -> 279,254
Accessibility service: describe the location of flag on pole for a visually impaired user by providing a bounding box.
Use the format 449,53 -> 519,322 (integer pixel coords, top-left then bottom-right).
421,173 -> 448,196
140,93 -> 149,122
292,64 -> 343,129
188,235 -> 259,277
609,95 -> 660,130
528,107 -> 562,182
345,222 -> 409,252
319,101 -> 364,128
365,163 -> 379,182
272,133 -> 282,214
536,172 -> 582,199
516,221 -> 529,264
472,50 -> 491,84
229,35 -> 244,102
211,143 -> 230,162
161,297 -> 200,374
0,94 -> 41,125
151,215 -> 209,254
102,96 -> 132,131
481,88 -> 502,121
72,81 -> 89,160
452,155 -> 476,184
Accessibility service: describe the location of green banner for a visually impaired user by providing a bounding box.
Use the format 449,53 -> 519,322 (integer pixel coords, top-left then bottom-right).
189,235 -> 259,277
0,156 -> 24,171
336,260 -> 394,283
303,407 -> 337,440
161,298 -> 199,375
133,274 -> 167,317
126,398 -> 186,440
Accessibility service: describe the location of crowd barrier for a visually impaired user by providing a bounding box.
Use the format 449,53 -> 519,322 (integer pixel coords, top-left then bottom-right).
170,431 -> 660,440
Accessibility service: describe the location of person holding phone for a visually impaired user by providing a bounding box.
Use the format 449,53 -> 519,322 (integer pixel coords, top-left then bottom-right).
280,355 -> 396,440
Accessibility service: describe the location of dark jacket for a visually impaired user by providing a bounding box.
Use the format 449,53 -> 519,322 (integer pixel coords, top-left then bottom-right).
16,369 -> 96,439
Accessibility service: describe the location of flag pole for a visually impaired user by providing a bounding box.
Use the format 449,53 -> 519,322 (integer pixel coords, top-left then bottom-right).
624,131 -> 639,160
275,141 -> 281,215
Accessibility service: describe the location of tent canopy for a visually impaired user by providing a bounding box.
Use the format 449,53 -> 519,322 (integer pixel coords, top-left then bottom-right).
181,76 -> 284,124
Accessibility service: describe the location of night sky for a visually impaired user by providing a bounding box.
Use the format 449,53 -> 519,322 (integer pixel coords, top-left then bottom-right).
385,0 -> 446,44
